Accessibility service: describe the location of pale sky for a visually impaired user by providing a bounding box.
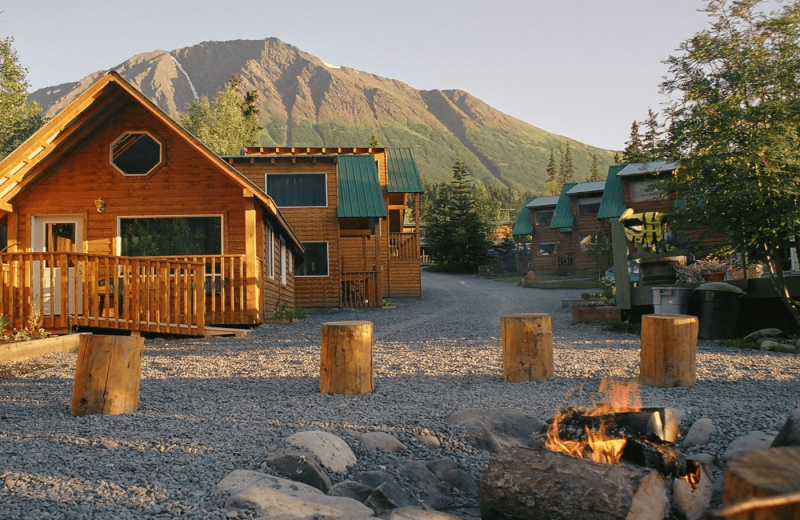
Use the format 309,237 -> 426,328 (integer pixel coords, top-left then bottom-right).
4,0 -> 720,151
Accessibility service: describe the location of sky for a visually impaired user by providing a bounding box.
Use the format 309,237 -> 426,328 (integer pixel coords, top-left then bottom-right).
3,0 -> 720,151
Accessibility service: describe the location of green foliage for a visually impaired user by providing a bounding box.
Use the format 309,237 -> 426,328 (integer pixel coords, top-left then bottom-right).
291,119 -> 324,146
559,142 -> 575,184
423,156 -> 495,272
0,31 -> 44,159
369,133 -> 379,146
622,121 -> 646,163
264,117 -> 287,145
657,0 -> 800,324
179,75 -> 262,155
272,300 -> 307,320
602,321 -> 641,335
586,154 -> 602,181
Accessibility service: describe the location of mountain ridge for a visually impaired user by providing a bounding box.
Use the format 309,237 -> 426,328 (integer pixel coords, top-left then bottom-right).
29,38 -> 616,190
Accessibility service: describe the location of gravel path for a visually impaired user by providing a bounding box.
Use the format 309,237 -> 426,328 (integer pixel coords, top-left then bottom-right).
2,271 -> 799,519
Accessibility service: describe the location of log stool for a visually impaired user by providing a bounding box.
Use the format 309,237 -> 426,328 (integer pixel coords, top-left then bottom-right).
71,334 -> 145,416
721,446 -> 800,519
640,314 -> 698,388
320,321 -> 374,395
500,313 -> 553,382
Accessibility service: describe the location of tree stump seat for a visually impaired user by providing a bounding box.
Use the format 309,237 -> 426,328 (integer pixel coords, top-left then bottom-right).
500,313 -> 554,382
640,314 -> 698,388
319,321 -> 374,395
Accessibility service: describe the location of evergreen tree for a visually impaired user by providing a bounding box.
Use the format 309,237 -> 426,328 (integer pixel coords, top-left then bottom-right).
179,75 -> 262,155
586,153 -> 601,181
369,133 -> 379,147
559,142 -> 575,184
543,148 -> 560,195
613,152 -> 621,164
641,108 -> 661,159
424,156 -> 494,272
0,29 -> 44,159
622,121 -> 645,163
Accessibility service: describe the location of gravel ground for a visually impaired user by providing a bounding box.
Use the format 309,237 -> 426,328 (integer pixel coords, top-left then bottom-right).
1,270 -> 799,519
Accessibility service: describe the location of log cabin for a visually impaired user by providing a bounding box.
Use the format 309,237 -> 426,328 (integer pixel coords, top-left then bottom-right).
226,146 -> 423,308
512,196 -> 536,272
0,71 -> 304,336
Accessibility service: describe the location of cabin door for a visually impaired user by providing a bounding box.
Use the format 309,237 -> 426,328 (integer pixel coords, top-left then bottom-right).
32,216 -> 83,316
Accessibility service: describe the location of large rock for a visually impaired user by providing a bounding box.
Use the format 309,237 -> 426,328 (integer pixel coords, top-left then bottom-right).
743,328 -> 785,342
772,408 -> 800,447
388,507 -> 461,519
285,431 -> 357,473
446,408 -> 544,453
364,482 -> 419,515
721,431 -> 776,462
359,432 -> 408,452
683,418 -> 715,449
672,462 -> 713,520
329,481 -> 374,503
354,470 -> 398,489
264,452 -> 332,493
397,461 -> 454,510
225,482 -> 375,519
426,458 -> 479,495
217,470 -> 322,496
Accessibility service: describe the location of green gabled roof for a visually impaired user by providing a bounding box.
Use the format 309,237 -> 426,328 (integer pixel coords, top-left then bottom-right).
597,164 -> 628,220
512,196 -> 537,236
337,155 -> 387,218
386,148 -> 423,193
550,183 -> 577,229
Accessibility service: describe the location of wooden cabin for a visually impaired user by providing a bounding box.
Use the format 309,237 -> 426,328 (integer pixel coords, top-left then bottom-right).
0,72 -> 303,336
562,180 -> 610,271
524,193 -> 564,273
227,146 -> 423,308
512,196 -> 536,272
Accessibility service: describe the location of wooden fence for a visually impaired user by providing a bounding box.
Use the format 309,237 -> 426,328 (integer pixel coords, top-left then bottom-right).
390,232 -> 420,259
340,270 -> 379,308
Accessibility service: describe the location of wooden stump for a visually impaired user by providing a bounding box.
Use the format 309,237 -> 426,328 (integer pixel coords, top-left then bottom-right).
71,335 -> 145,416
721,446 -> 800,520
640,314 -> 698,388
500,313 -> 553,382
320,321 -> 374,395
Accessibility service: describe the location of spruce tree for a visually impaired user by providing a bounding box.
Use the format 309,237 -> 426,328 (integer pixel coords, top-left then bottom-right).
559,142 -> 575,184
587,153 -> 601,181
543,148 -> 559,195
641,109 -> 661,160
369,133 -> 379,146
622,121 -> 645,163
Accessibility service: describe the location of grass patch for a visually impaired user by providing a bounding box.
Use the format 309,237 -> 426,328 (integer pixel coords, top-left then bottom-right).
602,321 -> 641,335
717,338 -> 798,353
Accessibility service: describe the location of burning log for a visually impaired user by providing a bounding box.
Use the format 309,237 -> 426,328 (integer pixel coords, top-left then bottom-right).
721,446 -> 800,519
545,407 -> 681,443
479,447 -> 670,520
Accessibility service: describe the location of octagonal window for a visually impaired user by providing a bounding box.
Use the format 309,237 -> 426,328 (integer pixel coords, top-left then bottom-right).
111,132 -> 162,176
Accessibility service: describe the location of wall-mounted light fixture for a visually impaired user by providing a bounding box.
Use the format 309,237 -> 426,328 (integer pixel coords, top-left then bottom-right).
94,198 -> 105,213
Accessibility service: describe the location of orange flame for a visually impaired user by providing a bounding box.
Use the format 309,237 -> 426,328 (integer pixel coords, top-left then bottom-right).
677,463 -> 702,492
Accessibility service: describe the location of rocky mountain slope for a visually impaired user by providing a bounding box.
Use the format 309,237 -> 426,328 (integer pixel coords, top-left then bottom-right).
30,38 -> 616,190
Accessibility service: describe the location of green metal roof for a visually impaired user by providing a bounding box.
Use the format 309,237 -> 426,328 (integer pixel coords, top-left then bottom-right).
617,160 -> 679,177
526,195 -> 560,208
597,164 -> 628,220
566,180 -> 606,196
386,148 -> 423,193
550,183 -> 577,229
337,155 -> 387,218
512,196 -> 537,237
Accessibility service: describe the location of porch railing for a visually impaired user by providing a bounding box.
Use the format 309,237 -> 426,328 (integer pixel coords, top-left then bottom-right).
390,232 -> 420,259
154,255 -> 252,324
0,253 -> 205,335
341,270 -> 379,308
557,253 -> 574,270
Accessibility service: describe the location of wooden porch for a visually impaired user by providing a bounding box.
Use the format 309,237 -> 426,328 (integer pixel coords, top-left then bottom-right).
0,253 -> 258,336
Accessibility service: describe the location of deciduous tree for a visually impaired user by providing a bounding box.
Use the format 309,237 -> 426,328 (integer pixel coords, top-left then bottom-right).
0,30 -> 43,159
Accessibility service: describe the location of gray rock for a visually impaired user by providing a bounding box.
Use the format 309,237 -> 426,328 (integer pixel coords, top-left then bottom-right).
329,481 -> 374,503
772,408 -> 800,447
759,339 -> 785,350
354,470 -> 398,490
286,431 -> 357,473
417,435 -> 441,448
363,482 -> 419,515
264,452 -> 332,494
687,453 -> 715,467
446,408 -> 544,453
743,328 -> 785,342
397,460 -> 453,510
668,408 -> 687,424
388,507 -> 461,519
426,458 -> 478,495
359,432 -> 408,452
225,483 -> 374,519
218,471 -> 323,496
721,431 -> 776,462
672,462 -> 713,520
683,418 -> 715,448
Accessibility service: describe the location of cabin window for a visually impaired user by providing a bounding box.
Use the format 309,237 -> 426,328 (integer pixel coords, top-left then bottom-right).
630,178 -> 661,202
538,241 -> 555,256
111,132 -> 162,176
297,242 -> 328,277
266,173 -> 327,207
535,210 -> 554,225
119,216 -> 222,256
267,225 -> 274,279
577,197 -> 602,216
579,234 -> 600,252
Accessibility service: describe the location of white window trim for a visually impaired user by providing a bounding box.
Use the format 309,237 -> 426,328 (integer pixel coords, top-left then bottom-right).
265,172 -> 328,208
115,214 -> 224,256
280,237 -> 287,285
267,225 -> 275,279
296,241 -> 330,278
109,131 -> 163,177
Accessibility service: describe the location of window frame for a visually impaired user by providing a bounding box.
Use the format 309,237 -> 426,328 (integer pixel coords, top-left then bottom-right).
109,131 -> 164,177
629,178 -> 661,202
296,241 -> 329,278
265,172 -> 328,208
537,241 -> 555,256
577,196 -> 603,216
115,214 -> 224,256
535,210 -> 554,226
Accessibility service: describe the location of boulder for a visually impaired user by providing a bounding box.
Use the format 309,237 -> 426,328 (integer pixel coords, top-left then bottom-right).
397,461 -> 453,510
217,469 -> 321,496
417,435 -> 441,448
721,431 -> 776,462
329,481 -> 374,503
668,408 -> 687,424
771,408 -> 800,447
683,418 -> 715,449
264,452 -> 332,494
224,481 -> 374,519
388,507 -> 461,519
359,432 -> 408,452
354,470 -> 398,489
364,482 -> 419,515
672,462 -> 713,520
446,408 -> 544,453
285,431 -> 357,473
426,458 -> 479,495
743,328 -> 785,342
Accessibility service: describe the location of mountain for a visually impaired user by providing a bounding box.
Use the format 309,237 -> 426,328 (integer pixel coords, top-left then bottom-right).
30,38 -> 617,191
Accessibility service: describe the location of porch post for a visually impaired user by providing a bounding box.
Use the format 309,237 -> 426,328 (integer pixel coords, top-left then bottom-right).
244,192 -> 261,322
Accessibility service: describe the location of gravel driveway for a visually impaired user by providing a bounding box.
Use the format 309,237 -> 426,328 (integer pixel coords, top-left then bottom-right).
1,271 -> 799,518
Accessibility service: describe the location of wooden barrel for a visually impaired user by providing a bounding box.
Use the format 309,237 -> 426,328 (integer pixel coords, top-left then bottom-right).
500,313 -> 554,382
640,314 -> 698,387
721,446 -> 800,519
320,321 -> 374,395
71,334 -> 145,416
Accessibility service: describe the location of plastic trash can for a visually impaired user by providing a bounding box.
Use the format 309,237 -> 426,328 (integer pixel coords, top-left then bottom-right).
693,282 -> 745,339
652,286 -> 693,314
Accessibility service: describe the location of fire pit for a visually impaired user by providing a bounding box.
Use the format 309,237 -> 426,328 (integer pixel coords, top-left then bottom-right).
480,379 -> 712,520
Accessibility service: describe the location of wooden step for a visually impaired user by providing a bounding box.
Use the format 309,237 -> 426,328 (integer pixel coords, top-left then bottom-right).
203,327 -> 250,338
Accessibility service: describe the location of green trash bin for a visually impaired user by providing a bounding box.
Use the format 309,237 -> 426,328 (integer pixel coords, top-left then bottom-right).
693,282 -> 745,339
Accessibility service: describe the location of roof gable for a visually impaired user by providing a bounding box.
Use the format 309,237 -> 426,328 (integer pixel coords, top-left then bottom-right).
526,195 -> 560,208
337,155 -> 387,218
566,180 -> 606,196
512,196 -> 537,236
386,148 -> 423,193
550,183 -> 577,229
597,164 -> 628,219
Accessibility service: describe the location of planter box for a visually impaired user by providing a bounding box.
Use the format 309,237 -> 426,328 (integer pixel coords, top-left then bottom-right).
571,305 -> 622,324
0,333 -> 91,362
